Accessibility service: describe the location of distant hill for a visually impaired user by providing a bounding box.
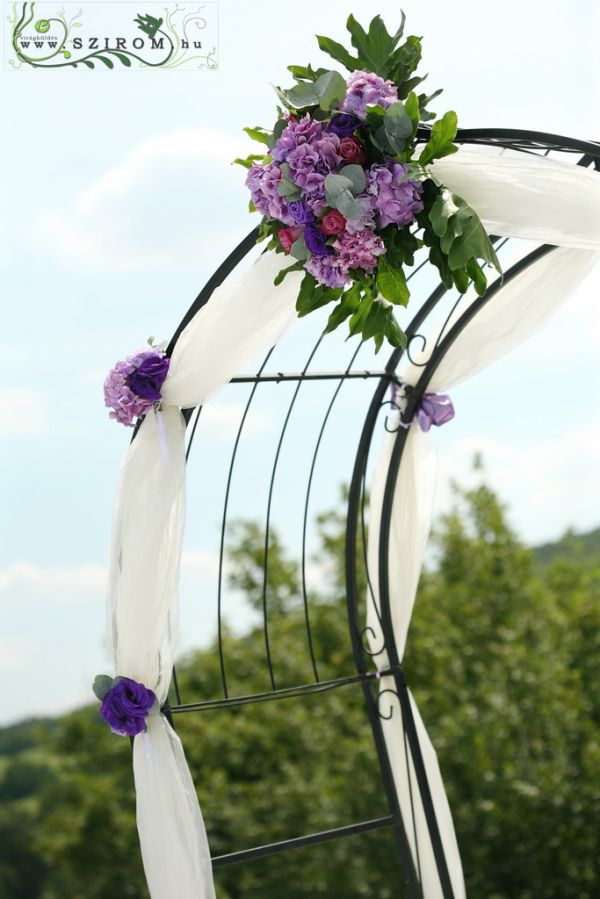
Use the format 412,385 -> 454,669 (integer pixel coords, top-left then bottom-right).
533,525 -> 600,567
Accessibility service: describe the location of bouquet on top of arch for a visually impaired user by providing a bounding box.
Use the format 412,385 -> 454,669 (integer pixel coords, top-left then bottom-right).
235,11 -> 501,351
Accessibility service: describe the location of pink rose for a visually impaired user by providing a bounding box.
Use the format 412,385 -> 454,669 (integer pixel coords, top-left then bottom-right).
320,210 -> 347,236
278,226 -> 303,253
339,136 -> 366,165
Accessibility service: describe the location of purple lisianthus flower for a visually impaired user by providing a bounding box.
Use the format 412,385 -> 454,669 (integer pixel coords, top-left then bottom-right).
100,677 -> 157,737
416,393 -> 455,432
326,112 -> 361,137
304,223 -> 334,257
334,229 -> 387,272
245,161 -> 296,226
341,70 -> 398,120
305,254 -> 351,289
127,352 -> 170,401
287,199 -> 315,225
367,161 -> 424,228
104,349 -> 170,427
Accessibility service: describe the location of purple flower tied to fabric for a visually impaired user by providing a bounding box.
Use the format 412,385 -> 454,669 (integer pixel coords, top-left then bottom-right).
99,677 -> 157,737
126,352 -> 170,401
326,112 -> 361,137
416,393 -> 455,432
304,223 -> 334,256
104,349 -> 170,427
287,199 -> 315,225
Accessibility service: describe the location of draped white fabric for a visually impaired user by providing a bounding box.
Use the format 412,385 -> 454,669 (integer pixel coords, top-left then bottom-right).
106,249 -> 303,899
104,147 -> 600,899
366,153 -> 600,898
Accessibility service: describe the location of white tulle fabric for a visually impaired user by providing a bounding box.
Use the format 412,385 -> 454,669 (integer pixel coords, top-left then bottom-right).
104,148 -> 600,899
366,152 -> 600,898
106,249 -> 303,899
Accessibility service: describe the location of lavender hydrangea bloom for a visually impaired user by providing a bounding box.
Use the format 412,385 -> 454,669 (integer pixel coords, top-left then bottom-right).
104,349 -> 169,427
367,161 -> 424,228
271,113 -> 342,212
340,70 -> 398,119
334,229 -> 387,272
245,161 -> 296,226
343,194 -> 377,235
100,677 -> 157,737
305,254 -> 351,289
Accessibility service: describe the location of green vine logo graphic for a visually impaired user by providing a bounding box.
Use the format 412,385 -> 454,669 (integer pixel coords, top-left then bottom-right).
7,2 -> 219,70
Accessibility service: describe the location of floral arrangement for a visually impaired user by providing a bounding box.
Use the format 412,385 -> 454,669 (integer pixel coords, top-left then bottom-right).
104,341 -> 170,426
93,674 -> 158,736
235,12 -> 500,351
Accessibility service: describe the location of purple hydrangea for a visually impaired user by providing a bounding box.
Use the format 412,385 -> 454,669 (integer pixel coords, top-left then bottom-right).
100,677 -> 157,737
271,113 -> 342,212
104,349 -> 170,427
305,254 -> 351,289
343,194 -> 377,235
245,161 -> 296,226
367,161 -> 424,228
334,229 -> 387,272
340,70 -> 398,119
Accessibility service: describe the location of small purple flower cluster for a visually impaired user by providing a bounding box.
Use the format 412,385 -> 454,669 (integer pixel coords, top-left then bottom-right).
245,70 -> 424,289
104,349 -> 170,427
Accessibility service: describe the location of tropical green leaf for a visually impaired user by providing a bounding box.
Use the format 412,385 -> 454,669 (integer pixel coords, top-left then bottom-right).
324,282 -> 362,333
348,293 -> 374,336
316,34 -> 359,72
287,63 -> 328,81
388,35 -> 422,84
346,13 -> 401,76
376,254 -> 410,306
273,261 -> 303,285
419,110 -> 459,166
296,275 -> 341,317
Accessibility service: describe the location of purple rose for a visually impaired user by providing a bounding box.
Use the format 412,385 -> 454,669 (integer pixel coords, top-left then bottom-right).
304,223 -> 334,256
126,352 -> 170,401
287,200 -> 315,225
100,677 -> 157,737
326,112 -> 361,137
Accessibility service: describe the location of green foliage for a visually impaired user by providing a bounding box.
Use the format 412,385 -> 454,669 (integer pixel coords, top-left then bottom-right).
1,479 -> 598,896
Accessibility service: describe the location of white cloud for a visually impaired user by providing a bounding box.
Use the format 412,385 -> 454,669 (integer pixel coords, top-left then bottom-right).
0,561 -> 105,604
34,128 -> 249,273
0,388 -> 49,437
0,637 -> 32,670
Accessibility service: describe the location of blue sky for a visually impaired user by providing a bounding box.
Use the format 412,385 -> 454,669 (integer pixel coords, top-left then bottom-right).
1,0 -> 599,724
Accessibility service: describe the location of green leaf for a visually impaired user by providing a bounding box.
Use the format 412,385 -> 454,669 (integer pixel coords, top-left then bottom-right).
316,34 -> 359,72
404,91 -> 421,130
112,51 -> 132,67
429,189 -> 461,238
346,13 -> 400,75
429,188 -> 501,274
287,63 -> 328,81
95,55 -> 114,69
376,254 -> 410,306
233,153 -> 265,169
335,190 -> 364,221
398,74 -> 426,100
388,34 -> 422,84
325,172 -> 353,200
92,675 -> 114,702
384,309 -> 408,348
243,126 -> 271,146
277,173 -> 301,199
384,101 -> 415,154
338,164 -> 366,195
324,282 -> 362,333
295,275 -> 341,317
273,261 -> 303,285
467,258 -> 489,296
290,234 -> 309,261
348,293 -> 374,336
447,209 -> 501,273
267,117 -> 287,150
314,69 -> 347,111
285,80 -> 320,108
419,110 -> 459,166
82,59 -> 95,69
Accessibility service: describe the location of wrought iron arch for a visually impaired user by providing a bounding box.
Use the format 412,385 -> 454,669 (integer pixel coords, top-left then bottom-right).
153,128 -> 600,898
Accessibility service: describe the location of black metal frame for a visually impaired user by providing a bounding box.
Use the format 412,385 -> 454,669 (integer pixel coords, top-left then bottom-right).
144,128 -> 600,896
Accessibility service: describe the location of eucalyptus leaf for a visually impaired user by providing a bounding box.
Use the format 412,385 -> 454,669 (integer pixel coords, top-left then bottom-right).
324,172 -> 354,201
383,101 -> 414,154
334,189 -> 364,221
314,69 -> 347,111
92,674 -> 115,702
285,80 -> 320,108
339,164 -> 366,195
290,234 -> 309,261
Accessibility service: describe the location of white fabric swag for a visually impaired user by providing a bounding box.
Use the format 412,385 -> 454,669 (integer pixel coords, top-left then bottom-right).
104,149 -> 600,899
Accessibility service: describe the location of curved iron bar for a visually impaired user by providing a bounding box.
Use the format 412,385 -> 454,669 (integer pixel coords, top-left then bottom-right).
260,334 -> 324,691
300,339 -> 365,683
